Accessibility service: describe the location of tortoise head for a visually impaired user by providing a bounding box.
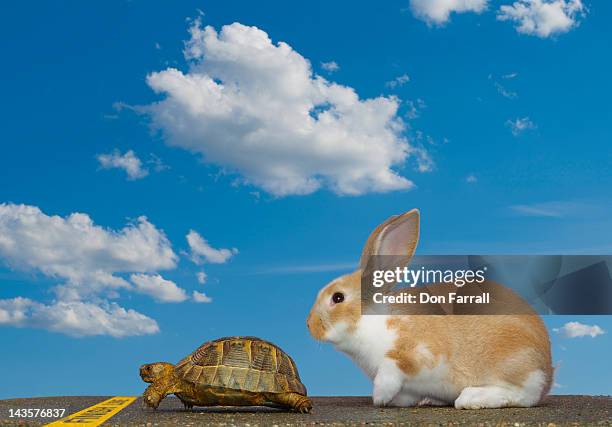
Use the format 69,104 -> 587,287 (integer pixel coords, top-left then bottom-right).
139,362 -> 174,383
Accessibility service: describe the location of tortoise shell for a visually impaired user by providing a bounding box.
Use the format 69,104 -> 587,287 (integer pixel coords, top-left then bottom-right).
174,336 -> 307,395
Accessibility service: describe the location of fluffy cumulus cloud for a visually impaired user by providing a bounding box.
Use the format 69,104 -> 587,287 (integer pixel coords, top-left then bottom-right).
97,149 -> 149,180
0,203 -> 190,337
0,203 -> 178,300
497,0 -> 586,38
0,298 -> 159,338
187,230 -> 238,265
131,274 -> 188,303
409,0 -> 488,25
554,321 -> 605,338
192,290 -> 212,303
145,20 -> 425,196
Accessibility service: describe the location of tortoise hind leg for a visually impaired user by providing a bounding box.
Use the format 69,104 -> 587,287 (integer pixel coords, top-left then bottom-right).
265,392 -> 312,413
177,395 -> 193,411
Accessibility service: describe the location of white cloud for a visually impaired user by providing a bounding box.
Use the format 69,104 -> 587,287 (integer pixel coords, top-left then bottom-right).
131,274 -> 188,303
0,203 -> 238,336
97,149 -> 149,180
321,61 -> 339,73
497,0 -> 586,38
506,116 -> 536,135
512,204 -> 561,217
0,203 -> 190,337
405,98 -> 426,120
0,203 -> 178,300
187,230 -> 237,265
196,271 -> 207,284
413,148 -> 435,172
192,290 -> 212,303
147,153 -> 170,172
409,0 -> 488,25
386,74 -> 410,89
0,297 -> 159,338
502,72 -> 518,79
510,201 -> 588,218
554,321 -> 605,338
495,82 -> 518,99
466,174 -> 478,183
145,20 -> 422,196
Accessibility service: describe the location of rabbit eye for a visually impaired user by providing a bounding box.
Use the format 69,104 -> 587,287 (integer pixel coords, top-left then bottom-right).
332,292 -> 345,304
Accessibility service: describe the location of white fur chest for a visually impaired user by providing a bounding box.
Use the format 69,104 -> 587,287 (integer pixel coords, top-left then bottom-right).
332,315 -> 397,379
330,316 -> 457,404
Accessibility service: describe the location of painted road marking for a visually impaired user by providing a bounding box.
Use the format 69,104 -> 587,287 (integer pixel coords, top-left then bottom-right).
45,396 -> 136,426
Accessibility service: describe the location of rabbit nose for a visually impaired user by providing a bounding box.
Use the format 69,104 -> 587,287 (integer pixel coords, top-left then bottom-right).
306,312 -> 317,333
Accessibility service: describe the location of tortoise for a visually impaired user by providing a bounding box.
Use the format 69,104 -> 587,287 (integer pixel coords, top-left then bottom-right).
140,336 -> 312,413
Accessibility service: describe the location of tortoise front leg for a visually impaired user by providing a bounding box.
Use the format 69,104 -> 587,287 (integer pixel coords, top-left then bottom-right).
143,383 -> 166,409
143,376 -> 187,409
266,393 -> 312,413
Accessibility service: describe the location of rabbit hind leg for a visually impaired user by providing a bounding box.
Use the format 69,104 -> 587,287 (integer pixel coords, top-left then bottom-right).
455,370 -> 546,409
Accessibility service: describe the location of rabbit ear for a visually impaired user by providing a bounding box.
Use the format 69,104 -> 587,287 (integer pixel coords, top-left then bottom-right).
359,209 -> 420,270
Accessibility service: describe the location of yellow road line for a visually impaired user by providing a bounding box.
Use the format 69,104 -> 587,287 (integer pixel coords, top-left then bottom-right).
45,396 -> 136,426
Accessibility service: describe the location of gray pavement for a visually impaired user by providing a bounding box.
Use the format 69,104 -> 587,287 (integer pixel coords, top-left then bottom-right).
0,395 -> 610,426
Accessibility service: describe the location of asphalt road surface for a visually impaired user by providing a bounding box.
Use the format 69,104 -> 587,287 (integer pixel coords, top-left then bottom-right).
0,395 -> 610,426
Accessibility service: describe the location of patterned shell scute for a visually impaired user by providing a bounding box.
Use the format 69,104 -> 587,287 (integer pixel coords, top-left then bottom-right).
174,336 -> 307,395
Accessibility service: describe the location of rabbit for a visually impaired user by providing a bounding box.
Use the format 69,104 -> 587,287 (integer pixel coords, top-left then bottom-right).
307,209 -> 553,409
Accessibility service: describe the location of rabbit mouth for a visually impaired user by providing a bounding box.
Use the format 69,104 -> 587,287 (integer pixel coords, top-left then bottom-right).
307,311 -> 333,341
321,320 -> 351,344
307,318 -> 325,341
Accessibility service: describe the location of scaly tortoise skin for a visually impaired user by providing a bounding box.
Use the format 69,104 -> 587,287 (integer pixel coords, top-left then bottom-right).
140,336 -> 312,413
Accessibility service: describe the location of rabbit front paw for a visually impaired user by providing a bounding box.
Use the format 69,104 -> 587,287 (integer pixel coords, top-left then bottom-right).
372,360 -> 404,406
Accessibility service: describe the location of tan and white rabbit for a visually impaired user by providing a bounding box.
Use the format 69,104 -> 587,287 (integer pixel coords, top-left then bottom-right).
307,209 -> 552,409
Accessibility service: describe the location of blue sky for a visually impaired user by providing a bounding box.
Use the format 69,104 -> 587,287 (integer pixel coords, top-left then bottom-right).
0,0 -> 611,398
